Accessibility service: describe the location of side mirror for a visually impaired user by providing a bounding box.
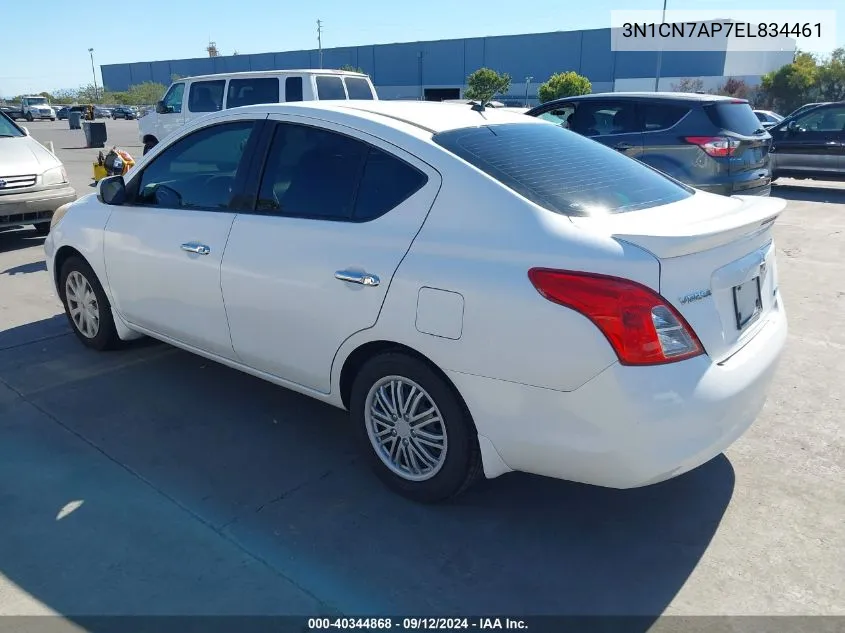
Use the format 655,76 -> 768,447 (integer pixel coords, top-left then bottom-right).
786,119 -> 801,133
155,100 -> 171,114
99,176 -> 127,206
21,126 -> 30,136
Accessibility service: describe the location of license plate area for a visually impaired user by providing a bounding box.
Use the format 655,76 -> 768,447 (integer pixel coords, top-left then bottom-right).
733,276 -> 762,330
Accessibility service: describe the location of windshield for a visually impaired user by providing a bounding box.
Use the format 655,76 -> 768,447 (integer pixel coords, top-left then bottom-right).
433,122 -> 693,216
0,113 -> 24,137
27,98 -> 49,106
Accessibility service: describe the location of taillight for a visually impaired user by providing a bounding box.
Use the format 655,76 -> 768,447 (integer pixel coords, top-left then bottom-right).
684,136 -> 739,157
527,269 -> 704,366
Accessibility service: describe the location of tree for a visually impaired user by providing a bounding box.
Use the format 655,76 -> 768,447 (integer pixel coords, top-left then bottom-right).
759,51 -> 819,113
537,71 -> 591,103
713,77 -> 750,99
671,77 -> 705,93
464,68 -> 511,103
125,81 -> 168,105
817,47 -> 845,102
340,64 -> 365,74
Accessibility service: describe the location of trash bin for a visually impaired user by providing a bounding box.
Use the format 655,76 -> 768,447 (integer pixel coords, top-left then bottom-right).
81,121 -> 107,148
69,111 -> 82,130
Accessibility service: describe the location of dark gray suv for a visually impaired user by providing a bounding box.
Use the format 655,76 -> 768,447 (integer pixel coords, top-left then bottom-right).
526,93 -> 772,196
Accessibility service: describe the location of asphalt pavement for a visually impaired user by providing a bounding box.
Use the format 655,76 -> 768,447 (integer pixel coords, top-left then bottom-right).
0,120 -> 842,624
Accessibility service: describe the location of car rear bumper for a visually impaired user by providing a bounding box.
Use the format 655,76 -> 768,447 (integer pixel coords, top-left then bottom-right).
447,298 -> 787,488
0,186 -> 77,226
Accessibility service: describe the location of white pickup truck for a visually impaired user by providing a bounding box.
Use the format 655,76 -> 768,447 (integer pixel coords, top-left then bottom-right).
9,96 -> 57,122
139,69 -> 378,154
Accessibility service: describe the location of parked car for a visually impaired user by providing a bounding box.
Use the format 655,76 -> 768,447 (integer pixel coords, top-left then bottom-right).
0,105 -> 20,120
139,69 -> 379,154
753,109 -> 784,128
768,101 -> 845,181
94,107 -> 112,119
56,106 -> 71,120
526,92 -> 772,196
44,101 -> 787,502
784,102 -> 831,120
0,111 -> 76,234
111,107 -> 137,120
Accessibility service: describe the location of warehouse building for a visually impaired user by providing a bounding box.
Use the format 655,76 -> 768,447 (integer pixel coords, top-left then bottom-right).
100,26 -> 796,105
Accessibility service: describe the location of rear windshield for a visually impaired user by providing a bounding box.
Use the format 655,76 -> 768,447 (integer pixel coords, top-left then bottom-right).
316,76 -> 347,100
705,102 -> 765,136
432,123 -> 693,216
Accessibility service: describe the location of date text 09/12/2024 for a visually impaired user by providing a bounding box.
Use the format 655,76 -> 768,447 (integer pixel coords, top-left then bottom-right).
307,618 -> 527,630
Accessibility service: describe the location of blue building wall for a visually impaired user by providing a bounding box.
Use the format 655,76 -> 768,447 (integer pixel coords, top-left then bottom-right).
101,28 -> 733,95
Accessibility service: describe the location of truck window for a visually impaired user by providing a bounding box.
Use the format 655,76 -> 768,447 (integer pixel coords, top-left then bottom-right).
188,80 -> 225,113
344,77 -> 374,100
285,77 -> 303,102
316,76 -> 346,100
227,78 -> 280,108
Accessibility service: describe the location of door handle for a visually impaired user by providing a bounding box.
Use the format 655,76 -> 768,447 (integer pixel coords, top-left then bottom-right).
335,270 -> 380,286
614,142 -> 634,151
181,242 -> 210,255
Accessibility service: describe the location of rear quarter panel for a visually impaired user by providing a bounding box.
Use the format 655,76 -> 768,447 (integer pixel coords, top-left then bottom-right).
333,159 -> 661,394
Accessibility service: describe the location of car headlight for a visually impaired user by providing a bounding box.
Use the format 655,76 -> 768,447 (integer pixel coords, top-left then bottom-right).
42,165 -> 68,185
51,202 -> 73,229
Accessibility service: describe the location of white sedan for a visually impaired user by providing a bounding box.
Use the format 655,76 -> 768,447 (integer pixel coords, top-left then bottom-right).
44,101 -> 787,502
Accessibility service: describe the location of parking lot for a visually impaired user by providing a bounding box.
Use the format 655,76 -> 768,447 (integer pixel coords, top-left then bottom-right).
0,119 -> 843,621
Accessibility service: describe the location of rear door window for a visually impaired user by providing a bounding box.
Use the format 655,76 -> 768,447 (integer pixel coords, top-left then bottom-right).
188,80 -> 225,113
285,77 -> 303,102
433,123 -> 692,216
705,102 -> 765,136
344,77 -> 374,100
226,78 -> 280,108
640,103 -> 690,131
568,101 -> 640,137
316,76 -> 347,100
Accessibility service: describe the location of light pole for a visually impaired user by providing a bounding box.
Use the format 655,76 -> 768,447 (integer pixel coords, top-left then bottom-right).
524,76 -> 533,107
653,0 -> 668,91
88,48 -> 99,102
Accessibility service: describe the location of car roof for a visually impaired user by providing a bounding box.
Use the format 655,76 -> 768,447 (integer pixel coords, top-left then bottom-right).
227,100 -> 543,135
536,92 -> 746,107
178,69 -> 368,82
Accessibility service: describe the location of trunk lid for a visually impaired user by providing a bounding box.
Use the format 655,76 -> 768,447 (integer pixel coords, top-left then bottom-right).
704,101 -> 772,175
570,191 -> 786,363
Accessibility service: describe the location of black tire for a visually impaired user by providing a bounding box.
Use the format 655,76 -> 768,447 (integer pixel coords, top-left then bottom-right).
59,256 -> 120,351
25,112 -> 33,122
33,223 -> 50,236
350,352 -> 482,503
142,139 -> 157,155
50,118 -> 56,122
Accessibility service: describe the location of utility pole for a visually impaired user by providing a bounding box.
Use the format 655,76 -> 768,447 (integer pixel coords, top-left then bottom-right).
654,0 -> 667,92
88,48 -> 99,102
317,19 -> 324,69
524,76 -> 533,107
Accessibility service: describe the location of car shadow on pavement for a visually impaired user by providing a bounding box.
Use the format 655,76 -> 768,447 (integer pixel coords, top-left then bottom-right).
0,229 -> 45,254
772,183 -> 845,204
0,317 -> 736,625
2,260 -> 47,275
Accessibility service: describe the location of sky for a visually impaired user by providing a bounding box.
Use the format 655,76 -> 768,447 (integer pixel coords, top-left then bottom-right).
1,0 -> 843,97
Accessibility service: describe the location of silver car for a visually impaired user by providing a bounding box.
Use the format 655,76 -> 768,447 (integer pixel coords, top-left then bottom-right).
0,114 -> 76,234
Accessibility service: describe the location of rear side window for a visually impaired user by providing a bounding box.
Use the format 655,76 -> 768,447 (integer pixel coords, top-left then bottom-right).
316,76 -> 346,100
433,123 -> 693,216
705,102 -> 765,136
641,103 -> 689,131
344,77 -> 374,100
285,77 -> 303,102
188,80 -> 225,113
353,148 -> 427,221
227,78 -> 280,108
